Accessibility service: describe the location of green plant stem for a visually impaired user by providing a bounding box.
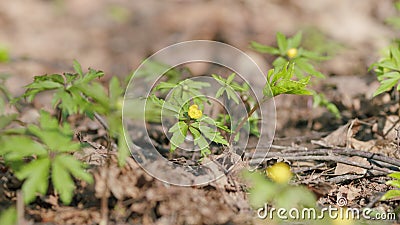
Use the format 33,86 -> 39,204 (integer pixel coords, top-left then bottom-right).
229,97 -> 268,145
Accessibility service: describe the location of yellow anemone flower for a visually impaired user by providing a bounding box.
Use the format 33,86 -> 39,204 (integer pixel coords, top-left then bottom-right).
266,162 -> 292,184
287,48 -> 298,58
188,104 -> 202,119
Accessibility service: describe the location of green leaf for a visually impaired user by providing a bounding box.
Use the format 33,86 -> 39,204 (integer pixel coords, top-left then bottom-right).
73,60 -> 83,76
289,31 -> 302,48
25,80 -> 63,90
381,189 -> 400,200
0,46 -> 9,63
387,180 -> 400,189
373,78 -> 399,96
47,74 -> 65,84
58,154 -> 93,183
226,73 -> 236,84
388,172 -> 400,180
276,32 -> 288,54
52,155 -> 75,204
200,125 -> 228,145
169,121 -> 188,152
250,41 -> 280,55
225,87 -> 240,104
0,207 -> 17,225
15,157 -> 51,204
1,136 -> 47,160
189,126 -> 210,153
109,76 -> 123,103
215,87 -> 225,98
0,114 -> 17,130
391,47 -> 400,67
118,133 -> 130,166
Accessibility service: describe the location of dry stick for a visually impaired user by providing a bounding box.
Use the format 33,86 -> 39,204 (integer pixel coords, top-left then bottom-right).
249,155 -> 395,173
247,148 -> 400,168
16,191 -> 25,225
229,100 -> 262,144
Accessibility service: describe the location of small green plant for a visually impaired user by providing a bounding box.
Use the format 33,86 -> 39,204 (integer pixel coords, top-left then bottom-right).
0,110 -> 93,204
251,32 -> 327,78
21,60 -> 104,118
370,42 -> 400,97
150,78 -> 229,157
149,58 -> 313,159
20,60 -> 129,165
381,172 -> 400,200
372,1 -> 400,205
244,162 -> 316,209
0,61 -> 131,209
251,31 -> 341,119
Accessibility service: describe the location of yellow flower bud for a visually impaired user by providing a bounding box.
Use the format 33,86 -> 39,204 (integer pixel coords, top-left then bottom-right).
188,104 -> 202,119
266,162 -> 292,184
287,48 -> 298,58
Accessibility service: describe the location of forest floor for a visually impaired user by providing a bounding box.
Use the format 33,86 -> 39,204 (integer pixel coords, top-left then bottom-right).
1,1 -> 400,224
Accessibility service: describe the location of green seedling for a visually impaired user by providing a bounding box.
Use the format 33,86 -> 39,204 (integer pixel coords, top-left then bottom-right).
0,110 -> 93,204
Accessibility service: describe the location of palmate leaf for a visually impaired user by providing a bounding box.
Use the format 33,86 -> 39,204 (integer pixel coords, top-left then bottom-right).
1,136 -> 47,161
27,110 -> 80,153
15,158 -> 51,204
52,154 -> 93,204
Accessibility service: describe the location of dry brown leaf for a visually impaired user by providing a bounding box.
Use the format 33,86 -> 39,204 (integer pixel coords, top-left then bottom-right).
313,119 -> 361,148
334,156 -> 368,175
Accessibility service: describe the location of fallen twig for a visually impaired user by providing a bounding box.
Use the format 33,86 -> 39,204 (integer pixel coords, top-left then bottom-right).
244,147 -> 400,175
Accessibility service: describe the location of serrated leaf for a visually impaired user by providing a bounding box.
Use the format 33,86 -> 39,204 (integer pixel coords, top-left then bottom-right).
1,136 -> 47,160
25,80 -> 63,90
15,158 -> 51,204
52,155 -> 75,204
57,154 -> 93,183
